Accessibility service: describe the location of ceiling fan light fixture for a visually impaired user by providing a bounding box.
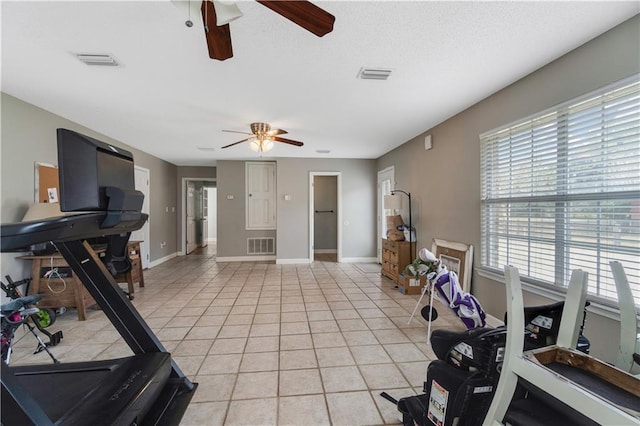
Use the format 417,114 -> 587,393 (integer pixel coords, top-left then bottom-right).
262,139 -> 274,152
213,0 -> 244,25
248,136 -> 275,153
248,138 -> 261,152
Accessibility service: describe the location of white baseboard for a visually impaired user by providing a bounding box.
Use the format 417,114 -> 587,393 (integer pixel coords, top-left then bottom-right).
340,257 -> 377,263
217,255 -> 276,263
314,249 -> 337,254
276,258 -> 311,264
148,252 -> 179,268
485,313 -> 504,327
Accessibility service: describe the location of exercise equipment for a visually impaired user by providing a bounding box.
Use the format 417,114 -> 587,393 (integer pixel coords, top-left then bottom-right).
1,214 -> 197,426
1,129 -> 196,425
383,281 -> 592,426
1,276 -> 63,349
1,294 -> 60,365
610,261 -> 640,376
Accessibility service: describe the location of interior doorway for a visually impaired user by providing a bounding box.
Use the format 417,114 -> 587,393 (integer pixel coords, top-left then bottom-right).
309,172 -> 342,263
131,166 -> 150,268
181,178 -> 216,255
377,166 -> 395,263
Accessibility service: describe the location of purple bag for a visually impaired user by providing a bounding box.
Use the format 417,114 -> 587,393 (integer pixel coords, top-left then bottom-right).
432,270 -> 486,329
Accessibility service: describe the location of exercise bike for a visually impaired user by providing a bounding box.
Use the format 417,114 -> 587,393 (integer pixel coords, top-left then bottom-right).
1,294 -> 60,365
1,275 -> 63,351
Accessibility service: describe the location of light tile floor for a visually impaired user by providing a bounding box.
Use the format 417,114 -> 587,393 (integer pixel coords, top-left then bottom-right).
9,247 -> 465,425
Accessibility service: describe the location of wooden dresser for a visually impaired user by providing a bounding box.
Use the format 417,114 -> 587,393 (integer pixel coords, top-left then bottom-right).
381,239 -> 416,284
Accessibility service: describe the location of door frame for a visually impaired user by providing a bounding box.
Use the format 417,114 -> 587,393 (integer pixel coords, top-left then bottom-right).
377,166 -> 395,263
309,171 -> 342,263
133,165 -> 150,269
181,177 -> 217,255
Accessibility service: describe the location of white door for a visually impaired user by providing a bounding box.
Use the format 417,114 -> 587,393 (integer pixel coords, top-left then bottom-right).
377,166 -> 395,263
186,181 -> 197,254
131,166 -> 150,268
246,162 -> 276,230
200,187 -> 208,247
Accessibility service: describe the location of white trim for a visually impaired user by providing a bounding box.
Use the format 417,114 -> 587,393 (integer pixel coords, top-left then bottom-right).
181,177 -> 216,255
217,255 -> 276,263
309,172 -> 342,263
340,257 -> 378,263
476,266 -> 639,323
133,165 -> 151,269
149,252 -> 178,268
276,258 -> 312,265
377,166 -> 395,263
485,313 -> 504,327
314,249 -> 337,254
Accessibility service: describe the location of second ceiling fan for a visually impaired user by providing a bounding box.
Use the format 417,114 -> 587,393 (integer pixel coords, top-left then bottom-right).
200,0 -> 335,60
221,122 -> 304,152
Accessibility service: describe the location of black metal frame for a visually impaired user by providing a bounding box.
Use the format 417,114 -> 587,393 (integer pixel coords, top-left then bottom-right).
55,239 -> 192,381
1,213 -> 196,425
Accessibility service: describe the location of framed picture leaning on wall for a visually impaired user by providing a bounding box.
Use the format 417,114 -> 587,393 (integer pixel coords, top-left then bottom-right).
431,238 -> 474,293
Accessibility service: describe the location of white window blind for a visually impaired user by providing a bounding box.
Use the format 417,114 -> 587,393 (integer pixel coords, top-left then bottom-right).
480,76 -> 640,308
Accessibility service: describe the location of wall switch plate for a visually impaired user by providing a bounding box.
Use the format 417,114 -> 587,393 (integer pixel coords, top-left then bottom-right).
227,194 -> 234,200
425,134 -> 432,150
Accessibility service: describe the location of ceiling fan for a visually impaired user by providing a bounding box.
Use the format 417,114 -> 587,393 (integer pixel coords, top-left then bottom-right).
200,0 -> 335,61
221,122 -> 304,152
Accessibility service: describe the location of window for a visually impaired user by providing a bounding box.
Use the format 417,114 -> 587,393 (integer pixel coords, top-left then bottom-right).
480,76 -> 640,308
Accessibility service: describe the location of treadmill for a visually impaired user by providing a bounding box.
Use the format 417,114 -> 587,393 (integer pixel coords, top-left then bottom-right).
1,129 -> 197,425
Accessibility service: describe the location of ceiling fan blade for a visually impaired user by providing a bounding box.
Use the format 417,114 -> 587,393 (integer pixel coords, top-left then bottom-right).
256,1 -> 335,37
222,129 -> 253,135
267,128 -> 288,136
201,0 -> 233,60
221,138 -> 250,148
273,136 -> 304,147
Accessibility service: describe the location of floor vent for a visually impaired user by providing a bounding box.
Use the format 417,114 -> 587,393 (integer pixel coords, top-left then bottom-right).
247,237 -> 275,255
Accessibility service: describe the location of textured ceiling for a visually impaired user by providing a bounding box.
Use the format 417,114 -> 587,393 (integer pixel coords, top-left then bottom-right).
2,1 -> 638,166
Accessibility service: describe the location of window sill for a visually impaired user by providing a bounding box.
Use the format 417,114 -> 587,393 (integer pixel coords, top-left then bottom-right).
475,266 -> 637,323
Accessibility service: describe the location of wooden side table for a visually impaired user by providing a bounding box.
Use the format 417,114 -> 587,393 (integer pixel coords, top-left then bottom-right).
114,241 -> 145,295
18,241 -> 145,320
18,253 -> 97,321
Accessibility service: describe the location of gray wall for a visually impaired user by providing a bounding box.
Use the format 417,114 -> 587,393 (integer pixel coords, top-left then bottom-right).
216,161 -> 277,258
216,158 -> 377,261
0,93 -> 179,269
275,158 -> 378,261
377,15 -> 640,362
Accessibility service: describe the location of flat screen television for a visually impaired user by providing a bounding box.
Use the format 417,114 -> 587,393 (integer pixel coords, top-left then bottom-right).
57,128 -> 136,212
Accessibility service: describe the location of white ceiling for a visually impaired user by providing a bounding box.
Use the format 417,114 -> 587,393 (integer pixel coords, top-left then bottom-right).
2,1 -> 638,166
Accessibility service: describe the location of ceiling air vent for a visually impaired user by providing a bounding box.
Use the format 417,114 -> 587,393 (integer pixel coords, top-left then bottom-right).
358,67 -> 392,80
74,53 -> 119,66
